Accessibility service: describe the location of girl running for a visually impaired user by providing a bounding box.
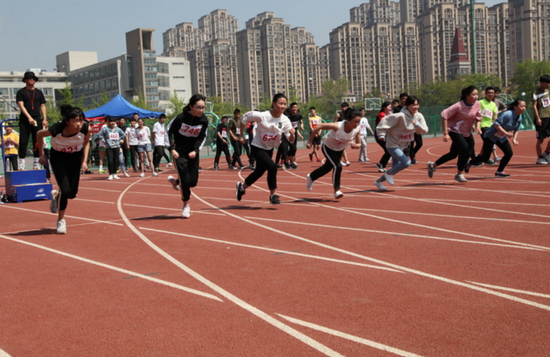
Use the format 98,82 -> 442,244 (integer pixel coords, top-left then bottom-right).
136,118 -> 156,177
375,101 -> 393,172
166,94 -> 209,218
305,109 -> 362,199
98,116 -> 126,180
428,86 -> 482,183
37,105 -> 91,234
236,93 -> 295,205
374,96 -> 429,190
468,99 -> 526,178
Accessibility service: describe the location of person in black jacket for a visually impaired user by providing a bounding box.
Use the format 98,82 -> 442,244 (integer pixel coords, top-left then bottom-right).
166,94 -> 209,218
213,116 -> 234,170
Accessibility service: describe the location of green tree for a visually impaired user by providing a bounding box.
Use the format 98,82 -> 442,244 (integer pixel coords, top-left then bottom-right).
319,77 -> 350,115
59,81 -> 75,106
509,59 -> 550,100
131,88 -> 153,110
93,91 -> 110,108
166,90 -> 186,117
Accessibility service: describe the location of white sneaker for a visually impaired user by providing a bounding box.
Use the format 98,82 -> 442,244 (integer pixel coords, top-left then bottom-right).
374,180 -> 387,191
536,157 -> 549,165
113,175 -> 120,180
182,204 -> 190,218
123,172 -> 130,177
50,190 -> 59,214
108,174 -> 114,181
166,163 -> 173,167
542,152 -> 550,163
494,156 -> 502,162
306,174 -> 314,191
57,219 -> 67,234
384,172 -> 395,186
345,161 -> 351,166
167,175 -> 180,191
334,190 -> 344,199
365,157 -> 370,162
152,171 -> 158,177
340,161 -> 347,166
454,173 -> 467,182
139,172 -> 145,178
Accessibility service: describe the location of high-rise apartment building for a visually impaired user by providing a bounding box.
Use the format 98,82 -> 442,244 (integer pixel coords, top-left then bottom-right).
163,22 -> 207,58
351,0 -> 400,27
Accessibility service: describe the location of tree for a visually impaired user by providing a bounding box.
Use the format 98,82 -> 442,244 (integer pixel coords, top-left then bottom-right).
166,90 -> 186,117
131,88 -> 153,111
510,59 -> 550,100
92,91 -> 110,108
319,77 -> 350,115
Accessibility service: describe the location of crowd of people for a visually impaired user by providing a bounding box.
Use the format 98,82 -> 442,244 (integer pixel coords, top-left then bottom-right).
4,71 -> 550,231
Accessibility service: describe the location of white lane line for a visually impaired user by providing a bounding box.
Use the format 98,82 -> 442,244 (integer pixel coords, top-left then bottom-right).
277,314 -> 424,357
117,182 -> 345,357
467,282 -> 550,299
139,227 -> 402,273
0,234 -> 221,302
0,205 -> 124,226
0,349 -> 12,357
278,171 -> 550,251
422,199 -> 549,207
123,203 -> 226,216
244,217 -> 543,251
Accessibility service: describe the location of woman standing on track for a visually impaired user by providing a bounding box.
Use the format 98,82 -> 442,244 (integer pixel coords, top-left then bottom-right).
166,94 -> 209,218
305,109 -> 362,199
98,116 -> 126,180
37,105 -> 91,234
375,101 -> 393,172
236,93 -> 295,205
467,99 -> 526,178
374,96 -> 429,191
427,86 -> 482,183
136,118 -> 156,177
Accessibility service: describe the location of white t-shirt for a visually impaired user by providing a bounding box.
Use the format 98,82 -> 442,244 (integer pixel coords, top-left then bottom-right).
241,110 -> 293,150
126,126 -> 139,146
323,121 -> 360,151
137,126 -> 151,145
153,122 -> 166,146
359,117 -> 371,136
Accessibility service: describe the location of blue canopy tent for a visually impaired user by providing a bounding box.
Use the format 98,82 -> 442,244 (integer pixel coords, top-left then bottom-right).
84,94 -> 163,132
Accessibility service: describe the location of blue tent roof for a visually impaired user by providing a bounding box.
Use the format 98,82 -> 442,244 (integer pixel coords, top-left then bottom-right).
84,94 -> 163,119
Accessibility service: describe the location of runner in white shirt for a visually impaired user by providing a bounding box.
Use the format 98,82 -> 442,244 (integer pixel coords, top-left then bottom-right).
136,118 -> 156,177
236,93 -> 295,205
37,105 -> 91,234
152,114 -> 171,172
305,109 -> 362,199
358,107 -> 374,162
126,115 -> 140,172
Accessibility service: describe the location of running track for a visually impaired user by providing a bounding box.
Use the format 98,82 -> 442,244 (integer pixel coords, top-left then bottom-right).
1,131 -> 549,356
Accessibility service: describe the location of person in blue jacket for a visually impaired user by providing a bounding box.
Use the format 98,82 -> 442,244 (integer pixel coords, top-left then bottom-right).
467,99 -> 526,178
98,116 -> 127,180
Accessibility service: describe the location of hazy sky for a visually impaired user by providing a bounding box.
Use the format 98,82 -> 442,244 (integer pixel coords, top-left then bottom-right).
0,0 -> 504,73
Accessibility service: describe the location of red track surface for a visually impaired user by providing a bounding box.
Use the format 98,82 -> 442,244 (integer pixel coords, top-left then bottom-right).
1,131 -> 549,356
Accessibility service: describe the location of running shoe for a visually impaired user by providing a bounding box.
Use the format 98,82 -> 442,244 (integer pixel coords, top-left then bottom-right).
113,175 -> 120,180
284,162 -> 291,170
536,157 -> 549,165
290,163 -> 298,170
167,175 -> 180,191
57,219 -> 67,234
182,204 -> 191,218
123,172 -> 130,177
152,171 -> 158,177
236,182 -> 245,201
384,172 -> 395,186
495,171 -> 511,178
214,164 -> 219,171
98,170 -> 106,174
411,158 -> 417,165
376,163 -> 386,173
306,174 -> 314,191
269,194 -> 281,205
494,156 -> 502,162
340,161 -> 347,166
374,180 -> 387,191
464,161 -> 471,174
139,172 -> 145,178
309,153 -> 313,161
166,163 -> 173,168
50,190 -> 59,214
485,159 -> 497,165
229,165 -> 238,170
454,173 -> 467,182
345,161 -> 351,166
108,174 -> 114,181
542,152 -> 550,163
427,162 -> 436,178
33,164 -> 41,170
334,190 -> 344,199
364,157 -> 370,162
155,167 -> 163,172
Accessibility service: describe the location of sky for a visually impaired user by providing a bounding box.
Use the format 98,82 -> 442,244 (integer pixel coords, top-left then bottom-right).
0,0 -> 504,73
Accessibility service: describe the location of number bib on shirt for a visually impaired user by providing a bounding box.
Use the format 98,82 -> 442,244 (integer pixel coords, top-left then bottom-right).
292,121 -> 298,129
494,130 -> 506,138
262,133 -> 279,142
109,132 -> 119,146
399,130 -> 415,142
51,133 -> 85,153
482,108 -> 493,118
179,123 -> 203,137
221,129 -> 227,138
543,98 -> 550,108
236,128 -> 241,135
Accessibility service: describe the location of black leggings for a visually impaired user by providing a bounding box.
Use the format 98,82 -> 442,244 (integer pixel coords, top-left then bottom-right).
18,119 -> 42,158
153,146 -> 170,168
375,131 -> 391,167
175,152 -> 200,202
435,131 -> 475,171
275,136 -> 289,163
231,140 -> 244,167
106,147 -> 120,175
409,134 -> 423,160
244,146 -> 278,190
5,155 -> 18,171
470,136 -> 513,172
310,145 -> 343,190
288,134 -> 298,157
129,145 -> 140,170
50,149 -> 82,211
214,142 -> 231,166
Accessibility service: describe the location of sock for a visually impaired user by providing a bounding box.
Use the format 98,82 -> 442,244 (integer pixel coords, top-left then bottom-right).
18,158 -> 25,170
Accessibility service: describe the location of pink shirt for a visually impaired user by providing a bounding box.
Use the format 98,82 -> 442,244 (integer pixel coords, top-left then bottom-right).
441,101 -> 481,137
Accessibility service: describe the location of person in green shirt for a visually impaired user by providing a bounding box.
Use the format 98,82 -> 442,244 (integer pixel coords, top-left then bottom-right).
477,86 -> 499,165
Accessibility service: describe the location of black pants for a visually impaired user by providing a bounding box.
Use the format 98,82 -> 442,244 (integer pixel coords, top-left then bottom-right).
275,136 -> 289,163
5,155 -> 18,171
231,140 -> 244,167
174,152 -> 200,202
375,131 -> 391,167
435,132 -> 475,171
18,119 -> 42,158
50,149 -> 82,211
153,146 -> 170,168
310,145 -> 343,190
44,149 -> 51,179
106,147 -> 120,175
244,146 -> 278,190
470,136 -> 513,172
214,142 -> 231,166
129,145 -> 140,170
408,134 -> 423,160
243,134 -> 254,165
288,134 -> 298,157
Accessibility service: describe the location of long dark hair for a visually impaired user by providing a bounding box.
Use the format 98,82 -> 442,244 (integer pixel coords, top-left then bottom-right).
60,105 -> 85,123
379,101 -> 391,113
460,86 -> 477,101
184,94 -> 206,112
507,99 -> 525,112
